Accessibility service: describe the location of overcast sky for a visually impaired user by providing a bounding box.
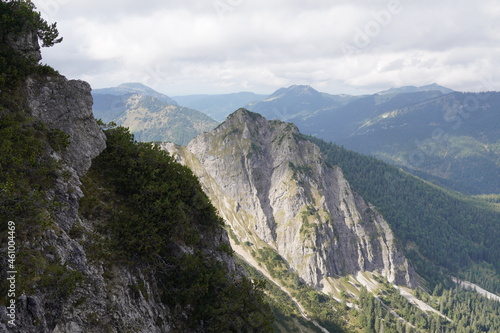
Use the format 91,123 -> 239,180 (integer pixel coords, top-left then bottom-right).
32,0 -> 500,96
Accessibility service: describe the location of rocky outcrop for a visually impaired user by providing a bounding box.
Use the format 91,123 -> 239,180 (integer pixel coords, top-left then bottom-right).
27,76 -> 106,177
6,29 -> 41,62
13,75 -> 171,333
1,31 -> 167,333
166,109 -> 416,289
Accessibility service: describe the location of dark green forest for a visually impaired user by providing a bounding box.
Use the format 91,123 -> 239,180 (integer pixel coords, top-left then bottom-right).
355,281 -> 500,333
308,136 -> 500,292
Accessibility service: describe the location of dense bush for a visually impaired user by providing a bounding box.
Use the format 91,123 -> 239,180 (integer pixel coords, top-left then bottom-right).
0,0 -> 62,47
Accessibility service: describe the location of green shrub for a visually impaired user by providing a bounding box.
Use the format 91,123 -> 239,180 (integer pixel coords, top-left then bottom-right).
38,263 -> 84,299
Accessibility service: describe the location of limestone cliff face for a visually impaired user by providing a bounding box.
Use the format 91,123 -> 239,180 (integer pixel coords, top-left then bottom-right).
6,29 -> 41,62
13,76 -> 173,333
1,32 -> 164,333
27,76 -> 106,177
166,109 -> 416,289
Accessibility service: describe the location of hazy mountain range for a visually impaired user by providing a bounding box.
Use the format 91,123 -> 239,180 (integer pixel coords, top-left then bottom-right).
243,84 -> 500,195
97,82 -> 499,194
94,82 -> 179,105
92,83 -> 218,145
173,92 -> 266,121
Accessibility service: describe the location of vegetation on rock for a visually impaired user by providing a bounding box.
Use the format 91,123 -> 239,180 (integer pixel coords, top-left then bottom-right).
80,124 -> 275,332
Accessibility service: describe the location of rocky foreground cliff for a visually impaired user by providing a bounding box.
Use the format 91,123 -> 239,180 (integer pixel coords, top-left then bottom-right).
0,31 -> 172,332
165,109 -> 417,296
0,3 -> 272,332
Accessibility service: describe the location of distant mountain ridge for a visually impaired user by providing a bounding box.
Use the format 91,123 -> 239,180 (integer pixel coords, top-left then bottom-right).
246,85 -> 358,121
96,82 -> 500,193
173,92 -> 266,121
92,83 -> 218,145
377,83 -> 455,95
244,84 -> 499,194
306,91 -> 500,194
94,82 -> 179,105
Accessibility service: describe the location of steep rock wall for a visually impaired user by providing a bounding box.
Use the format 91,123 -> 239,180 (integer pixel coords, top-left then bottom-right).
166,109 -> 416,289
1,31 -> 170,333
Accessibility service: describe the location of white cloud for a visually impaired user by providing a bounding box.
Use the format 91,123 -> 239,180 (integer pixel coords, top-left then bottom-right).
33,0 -> 500,95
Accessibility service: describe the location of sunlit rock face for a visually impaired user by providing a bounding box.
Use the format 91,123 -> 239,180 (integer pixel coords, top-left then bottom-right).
166,108 -> 416,290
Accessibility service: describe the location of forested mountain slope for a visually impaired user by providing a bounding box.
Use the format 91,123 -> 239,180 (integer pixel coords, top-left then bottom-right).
307,136 -> 500,292
325,92 -> 500,195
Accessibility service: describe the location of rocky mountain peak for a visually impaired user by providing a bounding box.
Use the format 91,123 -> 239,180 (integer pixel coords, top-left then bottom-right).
224,107 -> 264,123
167,111 -> 417,291
288,84 -> 319,95
271,85 -> 320,98
220,107 -> 298,135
